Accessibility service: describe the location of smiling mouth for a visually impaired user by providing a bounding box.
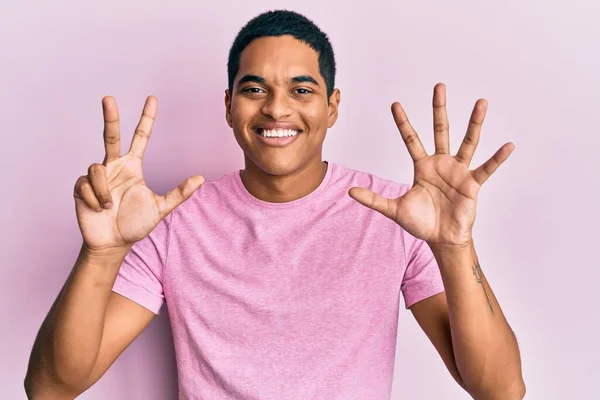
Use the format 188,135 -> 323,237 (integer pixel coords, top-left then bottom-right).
254,128 -> 302,138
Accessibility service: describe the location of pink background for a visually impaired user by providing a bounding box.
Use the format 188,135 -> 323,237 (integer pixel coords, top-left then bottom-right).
2,1 -> 599,399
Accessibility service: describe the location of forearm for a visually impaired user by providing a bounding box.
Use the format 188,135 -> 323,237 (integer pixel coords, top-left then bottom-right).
431,240 -> 525,399
25,244 -> 128,394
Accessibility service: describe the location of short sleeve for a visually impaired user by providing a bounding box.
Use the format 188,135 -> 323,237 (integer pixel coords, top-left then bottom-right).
112,213 -> 173,314
400,229 -> 445,309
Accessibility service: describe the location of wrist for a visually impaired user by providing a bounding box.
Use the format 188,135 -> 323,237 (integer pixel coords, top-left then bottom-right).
79,243 -> 131,267
428,239 -> 477,269
428,238 -> 474,255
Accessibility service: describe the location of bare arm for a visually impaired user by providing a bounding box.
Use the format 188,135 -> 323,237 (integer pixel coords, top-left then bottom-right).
412,241 -> 525,400
348,84 -> 525,399
410,292 -> 466,390
24,95 -> 203,399
24,247 -> 154,398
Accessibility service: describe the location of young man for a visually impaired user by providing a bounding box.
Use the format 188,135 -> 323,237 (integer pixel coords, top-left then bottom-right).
25,10 -> 525,400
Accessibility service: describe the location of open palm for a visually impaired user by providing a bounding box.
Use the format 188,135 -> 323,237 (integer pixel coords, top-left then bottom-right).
349,83 -> 514,248
74,96 -> 204,252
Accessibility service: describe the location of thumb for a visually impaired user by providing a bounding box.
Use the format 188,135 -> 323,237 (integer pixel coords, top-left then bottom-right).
158,174 -> 205,218
348,187 -> 398,221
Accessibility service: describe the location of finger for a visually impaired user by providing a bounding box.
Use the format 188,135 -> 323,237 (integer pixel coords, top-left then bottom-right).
472,142 -> 515,185
348,187 -> 398,221
456,99 -> 487,165
128,96 -> 158,159
102,96 -> 121,164
74,176 -> 103,212
392,102 -> 428,162
87,163 -> 113,209
157,175 -> 205,218
432,83 -> 450,154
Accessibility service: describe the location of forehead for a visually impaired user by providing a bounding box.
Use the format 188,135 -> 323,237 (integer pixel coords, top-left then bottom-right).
237,35 -> 322,83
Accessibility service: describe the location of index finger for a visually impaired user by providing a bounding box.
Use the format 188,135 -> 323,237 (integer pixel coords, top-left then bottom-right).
392,102 -> 428,162
128,96 -> 158,159
102,96 -> 121,164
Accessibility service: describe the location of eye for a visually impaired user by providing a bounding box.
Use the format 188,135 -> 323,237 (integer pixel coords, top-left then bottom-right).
294,88 -> 312,95
243,87 -> 265,94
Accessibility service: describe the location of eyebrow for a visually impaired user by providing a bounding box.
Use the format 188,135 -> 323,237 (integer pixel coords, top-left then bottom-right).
237,74 -> 320,87
237,74 -> 266,86
289,75 -> 320,86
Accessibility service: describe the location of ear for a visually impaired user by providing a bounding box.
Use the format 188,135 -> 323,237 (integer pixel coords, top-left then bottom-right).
327,89 -> 341,128
225,89 -> 233,128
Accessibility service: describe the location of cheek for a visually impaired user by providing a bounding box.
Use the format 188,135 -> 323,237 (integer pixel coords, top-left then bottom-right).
231,100 -> 253,128
302,103 -> 330,129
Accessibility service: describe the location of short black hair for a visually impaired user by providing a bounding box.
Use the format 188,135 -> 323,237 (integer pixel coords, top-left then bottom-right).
227,10 -> 336,98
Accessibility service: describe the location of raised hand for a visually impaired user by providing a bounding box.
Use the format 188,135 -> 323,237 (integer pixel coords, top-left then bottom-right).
74,96 -> 204,253
349,83 -> 514,249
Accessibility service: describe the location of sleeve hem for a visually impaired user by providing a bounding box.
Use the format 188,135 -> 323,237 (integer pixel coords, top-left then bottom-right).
112,278 -> 164,314
403,282 -> 445,309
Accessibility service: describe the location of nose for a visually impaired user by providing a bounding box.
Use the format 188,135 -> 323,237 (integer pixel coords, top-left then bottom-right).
260,91 -> 292,120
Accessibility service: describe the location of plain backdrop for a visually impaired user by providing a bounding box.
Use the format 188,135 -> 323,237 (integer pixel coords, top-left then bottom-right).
1,0 -> 599,399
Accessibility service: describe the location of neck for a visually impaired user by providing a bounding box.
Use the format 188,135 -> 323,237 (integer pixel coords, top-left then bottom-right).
240,157 -> 328,203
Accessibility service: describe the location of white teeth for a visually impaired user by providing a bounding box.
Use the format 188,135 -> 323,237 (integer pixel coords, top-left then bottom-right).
259,129 -> 299,138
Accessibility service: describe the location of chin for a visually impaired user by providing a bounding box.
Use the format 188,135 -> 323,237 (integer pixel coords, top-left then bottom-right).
261,159 -> 304,176
248,154 -> 307,177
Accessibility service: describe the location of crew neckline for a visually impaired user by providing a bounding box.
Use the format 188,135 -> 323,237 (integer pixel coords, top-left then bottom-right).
233,161 -> 335,209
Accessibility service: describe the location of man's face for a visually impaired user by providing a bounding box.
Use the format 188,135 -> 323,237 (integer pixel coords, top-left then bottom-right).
225,35 -> 340,176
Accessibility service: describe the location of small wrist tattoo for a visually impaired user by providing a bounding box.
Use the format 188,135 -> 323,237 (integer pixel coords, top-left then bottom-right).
472,261 -> 494,315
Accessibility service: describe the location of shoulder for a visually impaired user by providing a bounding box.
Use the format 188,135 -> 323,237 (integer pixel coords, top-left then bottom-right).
169,169 -> 240,217
332,162 -> 411,199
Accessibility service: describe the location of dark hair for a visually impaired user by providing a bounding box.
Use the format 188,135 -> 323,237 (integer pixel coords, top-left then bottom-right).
227,10 -> 336,98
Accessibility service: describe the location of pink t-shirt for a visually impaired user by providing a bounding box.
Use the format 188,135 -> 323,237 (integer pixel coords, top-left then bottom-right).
113,161 -> 444,399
